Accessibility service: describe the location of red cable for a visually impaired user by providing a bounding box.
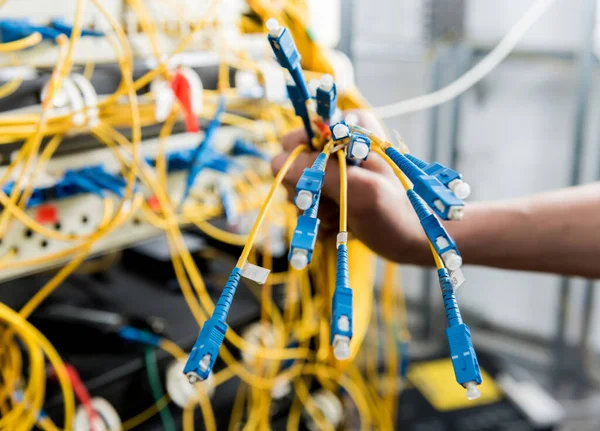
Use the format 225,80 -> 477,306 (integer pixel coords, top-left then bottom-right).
171,71 -> 199,133
51,364 -> 99,431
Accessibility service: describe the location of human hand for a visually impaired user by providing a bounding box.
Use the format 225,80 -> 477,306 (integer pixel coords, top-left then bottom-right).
271,112 -> 431,265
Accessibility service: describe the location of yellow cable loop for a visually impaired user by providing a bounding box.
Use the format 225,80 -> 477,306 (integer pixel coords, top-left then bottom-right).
0,32 -> 42,52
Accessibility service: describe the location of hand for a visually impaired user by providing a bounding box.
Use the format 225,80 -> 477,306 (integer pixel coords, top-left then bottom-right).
271,112 -> 431,265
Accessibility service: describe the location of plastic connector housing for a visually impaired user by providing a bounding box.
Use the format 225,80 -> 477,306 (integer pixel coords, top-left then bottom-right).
295,168 -> 324,210
330,244 -> 353,359
267,26 -> 310,101
288,215 -> 320,265
413,176 -> 464,221
385,147 -> 464,220
446,324 -> 482,387
423,162 -> 461,187
330,121 -> 351,143
348,133 -> 371,161
183,318 -> 228,382
316,80 -> 337,121
407,190 -> 462,270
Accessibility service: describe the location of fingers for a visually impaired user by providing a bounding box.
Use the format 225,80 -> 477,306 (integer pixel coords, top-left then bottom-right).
272,148 -> 396,217
281,128 -> 308,152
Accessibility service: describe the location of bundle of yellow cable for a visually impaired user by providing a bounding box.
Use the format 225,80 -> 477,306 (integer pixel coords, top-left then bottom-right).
0,0 -> 412,429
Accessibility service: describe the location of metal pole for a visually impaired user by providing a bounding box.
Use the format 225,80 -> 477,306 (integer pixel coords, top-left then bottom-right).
554,0 -> 596,384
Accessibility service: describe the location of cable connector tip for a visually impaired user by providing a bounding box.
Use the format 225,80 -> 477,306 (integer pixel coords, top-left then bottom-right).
465,381 -> 481,400
332,336 -> 350,360
450,180 -> 471,200
265,18 -> 282,37
295,190 -> 313,211
290,249 -> 308,270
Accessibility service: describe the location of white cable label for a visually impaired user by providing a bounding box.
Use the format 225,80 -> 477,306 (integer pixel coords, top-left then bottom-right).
241,262 -> 271,285
449,268 -> 466,291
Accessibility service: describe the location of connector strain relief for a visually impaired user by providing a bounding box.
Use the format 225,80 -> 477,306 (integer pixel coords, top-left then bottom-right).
405,153 -> 428,169
336,244 -> 350,289
213,268 -> 242,322
437,268 -> 463,327
312,153 -> 328,172
406,189 -> 431,221
385,147 -> 422,180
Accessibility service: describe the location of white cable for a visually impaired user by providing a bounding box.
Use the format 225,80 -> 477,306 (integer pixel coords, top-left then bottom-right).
372,0 -> 558,119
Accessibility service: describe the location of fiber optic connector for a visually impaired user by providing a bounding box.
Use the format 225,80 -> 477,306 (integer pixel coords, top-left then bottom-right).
286,79 -> 314,142
289,215 -> 320,270
330,243 -> 353,360
295,169 -> 324,211
266,19 -> 310,102
0,19 -> 62,43
348,133 -> 371,161
407,189 -> 462,270
232,139 -> 269,160
404,154 -> 471,199
385,147 -> 464,220
294,152 -> 327,211
50,18 -> 103,37
438,268 -> 482,400
184,268 -> 242,382
330,121 -> 351,144
316,74 -> 337,121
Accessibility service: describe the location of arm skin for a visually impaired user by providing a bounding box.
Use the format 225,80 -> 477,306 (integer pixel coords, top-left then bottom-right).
442,184 -> 600,278
272,116 -> 600,279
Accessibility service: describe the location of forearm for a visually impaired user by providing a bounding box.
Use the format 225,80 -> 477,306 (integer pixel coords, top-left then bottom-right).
442,183 -> 600,277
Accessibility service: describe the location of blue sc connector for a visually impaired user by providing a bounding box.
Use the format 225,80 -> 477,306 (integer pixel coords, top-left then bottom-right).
330,243 -> 353,360
404,154 -> 471,200
50,18 -> 103,37
266,19 -> 310,101
294,152 -> 327,211
348,133 -> 371,161
288,214 -> 320,271
316,74 -> 337,122
0,19 -> 62,43
286,81 -> 314,142
330,121 -> 351,143
438,268 -> 482,400
406,189 -> 463,271
385,146 -> 464,221
231,139 -> 269,161
184,268 -> 242,382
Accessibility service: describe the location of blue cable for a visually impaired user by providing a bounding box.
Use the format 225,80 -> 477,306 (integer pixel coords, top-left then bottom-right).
183,268 -> 242,381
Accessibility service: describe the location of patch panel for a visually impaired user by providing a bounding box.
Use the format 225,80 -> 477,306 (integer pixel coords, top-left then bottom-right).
0,126 -> 271,282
